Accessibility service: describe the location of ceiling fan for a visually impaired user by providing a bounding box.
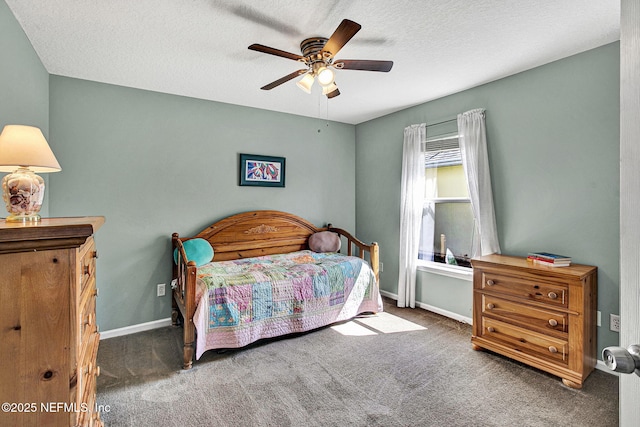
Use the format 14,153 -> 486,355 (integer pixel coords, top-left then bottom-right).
248,19 -> 393,99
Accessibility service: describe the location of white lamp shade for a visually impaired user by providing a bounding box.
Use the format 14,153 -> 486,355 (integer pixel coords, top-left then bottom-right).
316,67 -> 335,87
296,73 -> 315,94
0,125 -> 61,173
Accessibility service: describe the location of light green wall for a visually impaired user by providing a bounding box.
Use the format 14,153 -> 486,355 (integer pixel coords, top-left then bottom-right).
355,42 -> 620,355
416,273 -> 473,319
48,76 -> 356,331
0,1 -> 50,215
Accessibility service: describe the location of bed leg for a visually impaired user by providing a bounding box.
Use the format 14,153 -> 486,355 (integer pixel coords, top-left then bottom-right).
183,343 -> 194,370
182,318 -> 196,370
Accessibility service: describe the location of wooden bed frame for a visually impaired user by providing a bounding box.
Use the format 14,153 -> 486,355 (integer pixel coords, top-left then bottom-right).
171,210 -> 379,369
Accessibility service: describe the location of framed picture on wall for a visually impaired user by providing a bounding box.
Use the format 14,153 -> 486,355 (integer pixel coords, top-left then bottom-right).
239,153 -> 286,187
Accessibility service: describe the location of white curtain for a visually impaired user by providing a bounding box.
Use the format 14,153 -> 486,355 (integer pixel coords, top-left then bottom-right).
397,123 -> 426,308
458,109 -> 501,256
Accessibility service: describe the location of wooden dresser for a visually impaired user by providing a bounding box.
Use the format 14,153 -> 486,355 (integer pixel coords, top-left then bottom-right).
471,254 -> 597,389
0,217 -> 105,426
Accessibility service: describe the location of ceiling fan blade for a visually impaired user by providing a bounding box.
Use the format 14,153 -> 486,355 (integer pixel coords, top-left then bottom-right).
249,44 -> 304,61
260,69 -> 308,90
334,59 -> 394,72
322,19 -> 361,57
327,87 -> 340,99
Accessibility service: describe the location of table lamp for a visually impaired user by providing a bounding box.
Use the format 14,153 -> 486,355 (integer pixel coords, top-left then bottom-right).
0,125 -> 61,222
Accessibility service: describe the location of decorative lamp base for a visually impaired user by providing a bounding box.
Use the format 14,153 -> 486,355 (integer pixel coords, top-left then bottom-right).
2,167 -> 45,223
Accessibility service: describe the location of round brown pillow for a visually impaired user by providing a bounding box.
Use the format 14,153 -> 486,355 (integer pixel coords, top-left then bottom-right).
308,231 -> 341,253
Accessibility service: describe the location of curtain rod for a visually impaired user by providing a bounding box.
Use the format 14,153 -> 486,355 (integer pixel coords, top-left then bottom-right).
427,118 -> 457,127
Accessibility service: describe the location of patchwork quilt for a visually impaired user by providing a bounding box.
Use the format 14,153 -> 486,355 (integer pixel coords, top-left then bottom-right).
193,250 -> 382,358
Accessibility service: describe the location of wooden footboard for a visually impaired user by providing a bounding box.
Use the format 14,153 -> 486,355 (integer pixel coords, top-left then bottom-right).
172,210 -> 379,369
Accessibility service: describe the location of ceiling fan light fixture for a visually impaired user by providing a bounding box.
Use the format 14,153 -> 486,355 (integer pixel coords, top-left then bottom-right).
296,73 -> 314,93
316,66 -> 335,87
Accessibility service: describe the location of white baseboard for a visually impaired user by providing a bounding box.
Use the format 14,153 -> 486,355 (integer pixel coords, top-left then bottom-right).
416,302 -> 473,325
379,289 -> 398,300
379,290 -> 472,324
100,318 -> 173,340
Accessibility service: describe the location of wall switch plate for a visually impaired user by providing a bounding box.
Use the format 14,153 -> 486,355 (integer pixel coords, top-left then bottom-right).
610,313 -> 620,332
597,311 -> 601,327
157,283 -> 166,297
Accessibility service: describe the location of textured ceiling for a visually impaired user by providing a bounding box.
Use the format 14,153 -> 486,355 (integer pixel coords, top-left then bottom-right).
6,0 -> 620,124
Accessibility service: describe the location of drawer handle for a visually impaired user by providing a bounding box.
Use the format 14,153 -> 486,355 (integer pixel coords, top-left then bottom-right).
548,292 -> 558,299
92,250 -> 98,259
84,265 -> 91,275
487,303 -> 495,310
548,346 -> 558,354
548,319 -> 558,327
486,279 -> 495,286
487,326 -> 496,333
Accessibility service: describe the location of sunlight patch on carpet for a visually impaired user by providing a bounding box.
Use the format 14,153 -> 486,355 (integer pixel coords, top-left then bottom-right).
355,312 -> 427,334
331,321 -> 378,336
332,312 -> 427,336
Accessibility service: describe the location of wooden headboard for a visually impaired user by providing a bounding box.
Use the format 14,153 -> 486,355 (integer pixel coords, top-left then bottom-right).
173,210 -> 377,269
188,210 -> 322,261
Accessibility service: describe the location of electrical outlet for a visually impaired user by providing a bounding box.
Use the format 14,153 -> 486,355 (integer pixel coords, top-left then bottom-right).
610,314 -> 620,332
597,311 -> 601,327
157,283 -> 166,297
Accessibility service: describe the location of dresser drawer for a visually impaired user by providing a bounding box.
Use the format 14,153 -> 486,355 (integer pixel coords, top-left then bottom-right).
78,363 -> 99,427
481,294 -> 568,336
76,333 -> 101,427
79,237 -> 97,297
80,278 -> 98,354
480,317 -> 569,365
479,271 -> 568,308
77,332 -> 100,418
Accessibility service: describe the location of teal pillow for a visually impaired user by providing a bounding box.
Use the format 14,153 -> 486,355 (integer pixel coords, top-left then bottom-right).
173,238 -> 214,267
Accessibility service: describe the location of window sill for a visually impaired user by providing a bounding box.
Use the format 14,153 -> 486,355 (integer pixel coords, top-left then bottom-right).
417,260 -> 473,281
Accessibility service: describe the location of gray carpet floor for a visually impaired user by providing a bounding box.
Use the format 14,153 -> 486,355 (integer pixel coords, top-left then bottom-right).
96,298 -> 619,426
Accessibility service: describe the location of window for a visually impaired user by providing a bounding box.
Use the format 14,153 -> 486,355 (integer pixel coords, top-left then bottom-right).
418,134 -> 474,268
